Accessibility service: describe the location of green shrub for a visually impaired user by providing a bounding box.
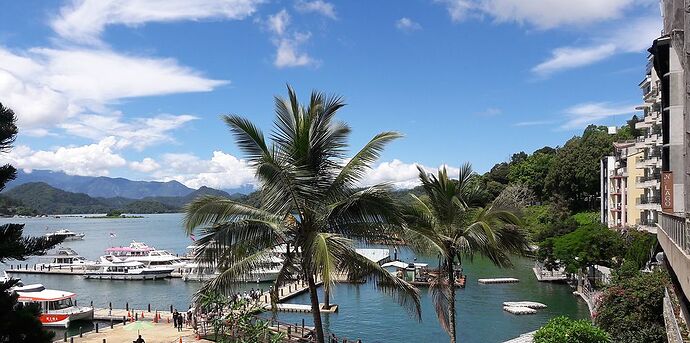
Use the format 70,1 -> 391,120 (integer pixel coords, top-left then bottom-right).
595,269 -> 668,343
534,316 -> 610,343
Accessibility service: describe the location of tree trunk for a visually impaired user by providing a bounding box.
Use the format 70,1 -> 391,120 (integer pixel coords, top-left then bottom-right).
307,274 -> 325,343
447,256 -> 457,343
324,287 -> 330,310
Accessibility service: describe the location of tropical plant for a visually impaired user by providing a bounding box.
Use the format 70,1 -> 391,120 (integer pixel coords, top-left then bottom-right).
184,86 -> 421,343
402,165 -> 531,343
534,316 -> 611,343
0,103 -> 63,343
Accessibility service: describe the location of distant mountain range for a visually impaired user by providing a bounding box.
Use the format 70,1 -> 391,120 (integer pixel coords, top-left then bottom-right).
5,170 -> 254,198
1,182 -> 240,215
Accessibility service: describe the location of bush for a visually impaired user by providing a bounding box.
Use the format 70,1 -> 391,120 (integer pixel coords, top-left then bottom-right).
534,316 -> 610,343
595,269 -> 668,343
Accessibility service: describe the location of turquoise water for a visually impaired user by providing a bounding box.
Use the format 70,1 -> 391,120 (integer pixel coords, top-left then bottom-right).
0,214 -> 589,342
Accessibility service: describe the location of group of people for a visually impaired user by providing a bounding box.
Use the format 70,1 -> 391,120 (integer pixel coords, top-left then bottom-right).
228,288 -> 264,304
172,308 -> 193,332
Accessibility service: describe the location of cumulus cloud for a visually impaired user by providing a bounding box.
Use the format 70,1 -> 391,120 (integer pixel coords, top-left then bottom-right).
532,17 -> 661,76
155,151 -> 256,189
295,0 -> 337,19
359,159 -> 460,189
395,18 -> 422,32
60,113 -> 197,149
52,0 -> 263,45
560,102 -> 635,130
0,46 -> 225,130
0,137 -> 127,176
274,32 -> 316,68
437,0 -> 635,28
264,10 -> 317,68
267,9 -> 290,35
129,157 -> 160,173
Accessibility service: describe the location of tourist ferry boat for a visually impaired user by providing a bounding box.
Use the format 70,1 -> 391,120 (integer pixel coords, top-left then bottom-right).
179,253 -> 282,283
14,283 -> 93,328
45,229 -> 85,241
85,256 -> 173,280
37,247 -> 98,270
105,241 -> 186,271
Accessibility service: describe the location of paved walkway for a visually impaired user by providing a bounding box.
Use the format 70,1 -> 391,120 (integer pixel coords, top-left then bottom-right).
56,322 -> 210,343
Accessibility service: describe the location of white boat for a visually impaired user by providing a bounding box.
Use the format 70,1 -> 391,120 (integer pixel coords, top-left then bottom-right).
179,255 -> 282,283
36,247 -> 98,270
14,283 -> 93,328
45,229 -> 85,241
105,241 -> 186,271
84,256 -> 173,280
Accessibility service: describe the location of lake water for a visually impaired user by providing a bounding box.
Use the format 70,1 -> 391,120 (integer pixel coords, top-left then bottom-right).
0,214 -> 589,342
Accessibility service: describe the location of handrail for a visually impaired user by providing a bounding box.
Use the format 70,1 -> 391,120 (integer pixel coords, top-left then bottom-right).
664,287 -> 684,343
659,213 -> 690,254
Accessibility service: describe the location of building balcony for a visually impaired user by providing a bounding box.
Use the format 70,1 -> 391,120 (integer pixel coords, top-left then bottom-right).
636,121 -> 653,129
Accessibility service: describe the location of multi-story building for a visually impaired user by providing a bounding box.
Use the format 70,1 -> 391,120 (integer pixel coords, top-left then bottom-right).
601,143 -> 643,229
635,54 -> 664,232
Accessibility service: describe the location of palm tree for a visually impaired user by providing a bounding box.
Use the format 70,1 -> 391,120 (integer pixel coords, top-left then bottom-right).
403,164 -> 530,343
184,85 -> 421,343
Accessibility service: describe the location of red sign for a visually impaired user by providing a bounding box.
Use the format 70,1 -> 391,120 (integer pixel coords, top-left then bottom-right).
662,171 -> 674,213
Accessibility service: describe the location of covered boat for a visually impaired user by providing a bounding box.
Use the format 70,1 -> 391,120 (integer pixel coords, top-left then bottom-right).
45,229 -> 85,241
14,283 -> 93,328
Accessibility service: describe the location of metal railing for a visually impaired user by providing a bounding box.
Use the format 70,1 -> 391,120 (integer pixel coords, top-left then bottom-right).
639,196 -> 661,204
659,213 -> 690,254
664,287 -> 684,343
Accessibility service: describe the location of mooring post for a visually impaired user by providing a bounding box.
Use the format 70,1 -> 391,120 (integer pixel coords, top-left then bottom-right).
103,339 -> 106,343
170,304 -> 173,313
126,302 -> 129,311
148,303 -> 151,312
123,316 -> 126,325
288,326 -> 291,335
70,337 -> 74,343
110,318 -> 113,329
109,302 -> 112,310
79,327 -> 82,337
95,323 -> 98,333
302,318 -> 305,333
135,312 -> 138,321
63,331 -> 67,342
90,300 -> 93,307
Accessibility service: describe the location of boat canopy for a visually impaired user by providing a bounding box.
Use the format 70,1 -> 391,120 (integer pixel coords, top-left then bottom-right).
15,284 -> 75,302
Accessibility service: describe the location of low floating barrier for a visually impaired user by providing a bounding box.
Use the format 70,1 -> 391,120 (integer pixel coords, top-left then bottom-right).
503,306 -> 537,315
477,277 -> 519,284
502,301 -> 547,309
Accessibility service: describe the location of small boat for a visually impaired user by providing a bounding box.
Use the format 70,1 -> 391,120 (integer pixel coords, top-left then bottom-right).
180,262 -> 220,281
13,283 -> 93,327
180,255 -> 282,283
85,256 -> 173,280
37,247 -> 98,270
382,261 -> 466,288
45,229 -> 85,241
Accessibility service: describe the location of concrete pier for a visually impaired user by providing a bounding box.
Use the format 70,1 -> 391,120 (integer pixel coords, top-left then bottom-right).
478,277 -> 519,284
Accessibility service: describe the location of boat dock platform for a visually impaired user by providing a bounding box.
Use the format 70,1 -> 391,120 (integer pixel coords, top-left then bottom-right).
6,264 -> 87,275
478,277 -> 519,284
532,262 -> 568,282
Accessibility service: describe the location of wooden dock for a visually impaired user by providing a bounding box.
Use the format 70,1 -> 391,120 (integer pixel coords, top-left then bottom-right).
6,264 -> 87,275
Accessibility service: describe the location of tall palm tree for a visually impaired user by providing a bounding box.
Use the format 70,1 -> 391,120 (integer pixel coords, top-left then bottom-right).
184,85 -> 421,343
403,164 -> 530,343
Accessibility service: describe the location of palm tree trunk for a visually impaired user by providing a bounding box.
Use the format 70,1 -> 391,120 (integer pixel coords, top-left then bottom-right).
447,256 -> 457,343
307,274 -> 325,343
324,287 -> 330,309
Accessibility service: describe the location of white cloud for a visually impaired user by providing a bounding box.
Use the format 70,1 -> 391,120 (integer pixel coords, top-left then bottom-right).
438,0 -> 635,28
274,32 -> 316,68
155,151 -> 256,189
513,120 -> 554,127
532,44 -> 617,76
129,158 -> 160,173
60,113 -> 197,149
0,46 -> 225,130
0,137 -> 127,176
396,18 -> 422,32
359,159 -> 460,189
295,1 -> 337,19
267,9 -> 290,35
560,102 -> 635,130
52,0 -> 263,45
532,16 -> 661,76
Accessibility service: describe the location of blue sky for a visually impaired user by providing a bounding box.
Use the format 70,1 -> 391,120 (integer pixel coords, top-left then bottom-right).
0,0 -> 661,190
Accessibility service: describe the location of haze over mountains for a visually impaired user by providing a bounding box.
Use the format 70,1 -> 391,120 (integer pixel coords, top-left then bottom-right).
5,170 -> 254,198
0,170 -> 257,215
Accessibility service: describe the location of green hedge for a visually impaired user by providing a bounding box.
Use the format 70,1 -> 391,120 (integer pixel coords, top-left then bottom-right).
534,316 -> 610,343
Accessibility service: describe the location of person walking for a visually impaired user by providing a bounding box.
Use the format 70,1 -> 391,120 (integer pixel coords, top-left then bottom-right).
172,310 -> 179,329
134,334 -> 145,343
176,312 -> 183,332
